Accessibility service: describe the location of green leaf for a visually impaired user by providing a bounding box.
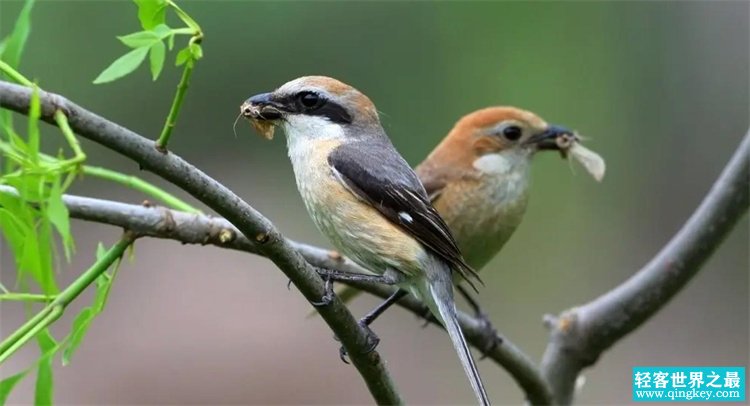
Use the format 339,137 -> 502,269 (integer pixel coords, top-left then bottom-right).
34,329 -> 57,406
37,328 -> 58,355
117,30 -> 160,48
189,43 -> 203,60
35,216 -> 58,295
34,356 -> 54,405
19,228 -> 42,281
61,307 -> 93,366
117,24 -> 171,49
94,274 -> 112,311
6,126 -> 27,153
0,138 -> 26,169
0,0 -> 35,69
133,0 -> 167,30
7,178 -> 58,294
0,370 -> 29,406
152,24 -> 171,39
5,173 -> 47,202
47,177 -> 73,260
149,41 -> 165,81
175,47 -> 190,67
0,205 -> 28,263
93,47 -> 149,84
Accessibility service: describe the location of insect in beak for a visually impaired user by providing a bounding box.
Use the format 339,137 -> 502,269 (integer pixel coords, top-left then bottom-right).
239,95 -> 282,140
524,125 -> 577,151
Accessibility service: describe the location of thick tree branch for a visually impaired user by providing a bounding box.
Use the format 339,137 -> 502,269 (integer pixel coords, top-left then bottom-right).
0,185 -> 554,405
0,80 -> 401,405
540,132 -> 750,404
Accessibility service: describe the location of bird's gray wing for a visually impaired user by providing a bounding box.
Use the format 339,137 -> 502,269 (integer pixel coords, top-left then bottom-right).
328,141 -> 479,287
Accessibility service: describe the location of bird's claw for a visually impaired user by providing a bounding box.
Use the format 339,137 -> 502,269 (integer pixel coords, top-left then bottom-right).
311,275 -> 334,307
339,345 -> 350,364
476,312 -> 503,359
338,321 -> 381,364
311,294 -> 333,307
359,321 -> 381,353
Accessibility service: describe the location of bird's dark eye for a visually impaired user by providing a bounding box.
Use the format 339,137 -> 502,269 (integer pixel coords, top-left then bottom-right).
503,125 -> 523,141
297,91 -> 323,109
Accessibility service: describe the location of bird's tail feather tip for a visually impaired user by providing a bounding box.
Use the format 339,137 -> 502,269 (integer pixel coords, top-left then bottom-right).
423,271 -> 490,405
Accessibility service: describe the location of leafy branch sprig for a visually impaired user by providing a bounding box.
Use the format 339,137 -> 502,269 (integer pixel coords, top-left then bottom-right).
0,1 -> 201,400
0,234 -> 135,365
0,78 -> 134,402
0,62 -> 197,214
0,236 -> 136,402
93,0 -> 203,151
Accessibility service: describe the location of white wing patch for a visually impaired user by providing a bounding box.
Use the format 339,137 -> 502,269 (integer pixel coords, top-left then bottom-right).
398,212 -> 413,223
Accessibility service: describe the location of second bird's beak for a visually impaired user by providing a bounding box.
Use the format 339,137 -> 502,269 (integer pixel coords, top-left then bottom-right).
525,125 -> 577,150
241,92 -> 284,121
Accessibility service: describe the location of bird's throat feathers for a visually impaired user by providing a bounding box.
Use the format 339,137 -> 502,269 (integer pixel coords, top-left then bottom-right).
468,149 -> 532,222
282,115 -> 346,147
472,149 -> 532,176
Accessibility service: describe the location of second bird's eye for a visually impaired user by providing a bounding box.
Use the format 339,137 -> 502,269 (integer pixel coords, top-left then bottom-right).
298,92 -> 322,109
503,125 -> 523,141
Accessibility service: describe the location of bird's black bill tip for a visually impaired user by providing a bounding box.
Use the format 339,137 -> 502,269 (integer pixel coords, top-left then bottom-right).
526,125 -> 577,151
241,93 -> 283,121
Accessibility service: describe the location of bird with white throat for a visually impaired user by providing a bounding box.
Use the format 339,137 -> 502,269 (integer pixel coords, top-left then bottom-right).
417,106 -> 603,272
242,75 -> 491,405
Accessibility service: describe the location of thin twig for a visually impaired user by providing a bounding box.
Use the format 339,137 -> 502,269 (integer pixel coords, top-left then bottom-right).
0,80 -> 402,405
540,132 -> 750,405
53,110 -> 86,165
0,293 -> 55,303
81,165 -> 199,213
154,0 -> 202,151
0,60 -> 32,87
155,61 -> 194,151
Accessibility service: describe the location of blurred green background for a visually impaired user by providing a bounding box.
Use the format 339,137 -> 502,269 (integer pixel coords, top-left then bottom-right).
1,1 -> 747,404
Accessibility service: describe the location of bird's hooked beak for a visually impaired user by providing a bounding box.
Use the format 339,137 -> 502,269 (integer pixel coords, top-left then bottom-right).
524,125 -> 578,151
241,92 -> 284,121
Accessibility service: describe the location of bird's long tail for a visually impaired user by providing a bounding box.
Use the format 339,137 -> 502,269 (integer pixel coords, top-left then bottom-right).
415,257 -> 490,405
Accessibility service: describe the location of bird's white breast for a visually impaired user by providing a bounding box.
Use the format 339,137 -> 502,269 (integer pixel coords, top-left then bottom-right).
281,118 -> 424,278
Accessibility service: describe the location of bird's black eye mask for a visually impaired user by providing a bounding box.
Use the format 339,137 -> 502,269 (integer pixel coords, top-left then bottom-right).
247,91 -> 353,125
